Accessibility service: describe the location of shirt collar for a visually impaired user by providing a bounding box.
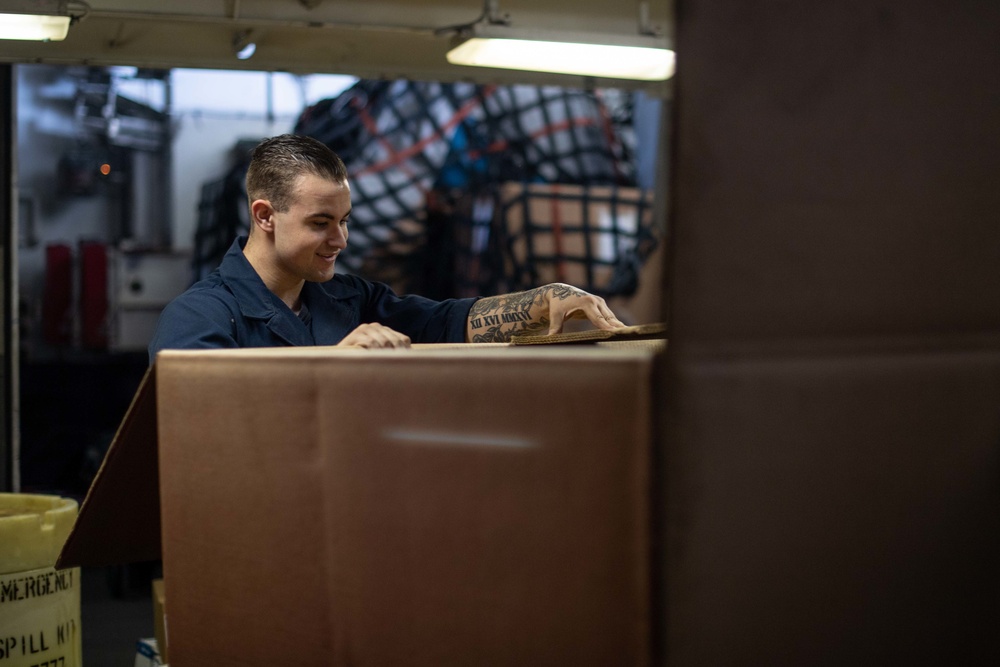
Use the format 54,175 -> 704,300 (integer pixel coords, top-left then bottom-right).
218,236 -> 361,321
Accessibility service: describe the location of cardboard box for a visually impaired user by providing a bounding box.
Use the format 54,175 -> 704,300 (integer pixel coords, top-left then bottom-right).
60,344 -> 660,666
152,578 -> 168,664
663,1 -> 1000,662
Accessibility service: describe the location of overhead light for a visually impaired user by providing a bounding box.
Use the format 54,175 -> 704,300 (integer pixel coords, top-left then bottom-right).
233,29 -> 257,60
0,13 -> 68,40
447,26 -> 675,81
236,41 -> 256,60
0,0 -> 89,41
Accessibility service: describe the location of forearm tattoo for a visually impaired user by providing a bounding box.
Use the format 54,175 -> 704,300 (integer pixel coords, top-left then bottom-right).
467,283 -> 587,343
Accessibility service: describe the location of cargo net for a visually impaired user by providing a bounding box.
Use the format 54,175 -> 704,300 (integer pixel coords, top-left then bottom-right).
193,159 -> 249,281
193,79 -> 661,301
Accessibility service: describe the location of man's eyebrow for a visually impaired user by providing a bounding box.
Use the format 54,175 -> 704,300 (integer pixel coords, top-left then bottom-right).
308,209 -> 352,220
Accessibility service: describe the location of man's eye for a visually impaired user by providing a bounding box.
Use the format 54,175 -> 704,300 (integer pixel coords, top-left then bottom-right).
340,218 -> 350,227
313,220 -> 328,227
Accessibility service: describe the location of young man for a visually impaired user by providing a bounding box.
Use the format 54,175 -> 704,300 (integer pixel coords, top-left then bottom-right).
148,134 -> 624,362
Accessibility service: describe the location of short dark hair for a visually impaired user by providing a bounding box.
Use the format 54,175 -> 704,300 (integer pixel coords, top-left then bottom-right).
245,134 -> 348,212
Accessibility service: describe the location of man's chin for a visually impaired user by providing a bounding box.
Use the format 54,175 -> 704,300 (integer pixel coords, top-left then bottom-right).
311,266 -> 337,282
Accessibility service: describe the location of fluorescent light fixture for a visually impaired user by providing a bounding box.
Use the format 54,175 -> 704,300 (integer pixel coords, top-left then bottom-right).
236,41 -> 256,60
447,26 -> 675,81
0,12 -> 70,40
233,29 -> 257,60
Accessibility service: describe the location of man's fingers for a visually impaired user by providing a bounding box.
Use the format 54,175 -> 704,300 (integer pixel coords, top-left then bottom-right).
598,307 -> 626,330
548,293 -> 625,335
583,299 -> 625,331
340,323 -> 411,348
547,309 -> 568,336
366,327 -> 410,348
590,310 -> 621,330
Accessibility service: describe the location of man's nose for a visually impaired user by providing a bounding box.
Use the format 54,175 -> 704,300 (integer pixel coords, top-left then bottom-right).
327,226 -> 347,245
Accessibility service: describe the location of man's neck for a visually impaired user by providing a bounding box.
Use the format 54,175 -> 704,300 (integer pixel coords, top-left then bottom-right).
243,234 -> 304,312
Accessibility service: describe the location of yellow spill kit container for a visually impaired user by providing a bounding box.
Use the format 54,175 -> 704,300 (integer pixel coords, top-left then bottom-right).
0,493 -> 82,667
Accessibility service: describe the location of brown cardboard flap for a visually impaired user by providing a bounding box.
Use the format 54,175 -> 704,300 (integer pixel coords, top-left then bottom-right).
56,366 -> 161,569
510,321 -> 667,345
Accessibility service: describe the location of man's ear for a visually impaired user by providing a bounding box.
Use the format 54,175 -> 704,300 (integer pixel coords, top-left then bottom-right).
250,199 -> 275,233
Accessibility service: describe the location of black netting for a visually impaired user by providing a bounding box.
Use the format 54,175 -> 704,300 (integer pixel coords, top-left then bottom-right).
497,183 -> 658,298
192,160 -> 248,281
193,80 -> 660,300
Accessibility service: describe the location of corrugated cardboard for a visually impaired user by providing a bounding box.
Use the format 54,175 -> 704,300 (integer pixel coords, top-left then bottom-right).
57,368 -> 161,569
665,1 -> 1000,663
152,578 -> 167,664
510,322 -> 667,346
61,344 -> 659,666
663,350 -> 1000,664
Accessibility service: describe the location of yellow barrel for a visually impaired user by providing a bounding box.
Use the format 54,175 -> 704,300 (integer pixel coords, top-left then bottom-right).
0,493 -> 82,667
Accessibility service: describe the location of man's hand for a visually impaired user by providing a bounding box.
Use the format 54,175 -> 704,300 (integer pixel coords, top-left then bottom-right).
543,283 -> 625,335
337,322 -> 411,349
466,283 -> 625,343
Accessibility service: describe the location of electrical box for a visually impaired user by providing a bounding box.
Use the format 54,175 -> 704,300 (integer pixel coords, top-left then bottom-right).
108,250 -> 192,353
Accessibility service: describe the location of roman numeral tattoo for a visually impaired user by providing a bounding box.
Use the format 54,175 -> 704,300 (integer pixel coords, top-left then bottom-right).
467,283 -> 588,343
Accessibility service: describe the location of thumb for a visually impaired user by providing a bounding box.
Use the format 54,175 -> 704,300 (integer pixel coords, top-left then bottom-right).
548,309 -> 567,335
